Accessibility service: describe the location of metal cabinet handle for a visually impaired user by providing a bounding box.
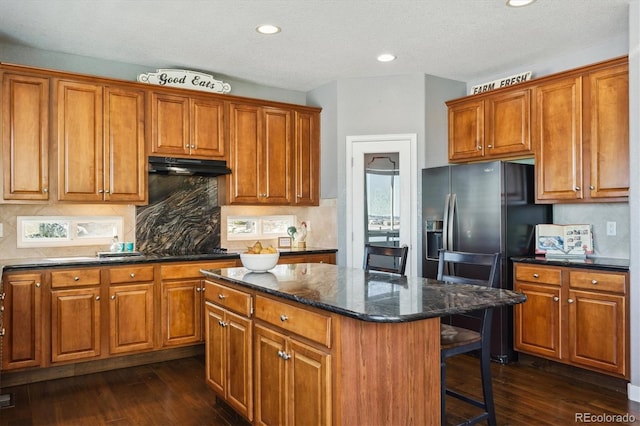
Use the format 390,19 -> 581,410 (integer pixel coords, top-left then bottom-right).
487,144 -> 493,148
218,320 -> 228,327
589,185 -> 595,190
36,282 -> 41,288
74,276 -> 80,281
575,186 -> 581,191
104,190 -> 110,194
553,296 -> 559,302
532,273 -> 539,278
98,189 -> 104,193
218,294 -> 226,300
129,273 -> 135,278
477,145 -> 482,150
591,280 -> 598,285
280,314 -> 288,322
196,287 -> 202,292
568,298 -> 575,304
111,295 -> 116,300
43,188 -> 48,193
96,296 -> 101,301
278,350 -> 291,360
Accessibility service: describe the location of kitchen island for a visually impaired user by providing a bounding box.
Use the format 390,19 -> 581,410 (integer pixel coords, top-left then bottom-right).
200,263 -> 526,425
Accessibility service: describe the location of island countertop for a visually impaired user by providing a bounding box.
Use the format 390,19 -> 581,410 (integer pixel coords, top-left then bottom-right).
200,262 -> 526,323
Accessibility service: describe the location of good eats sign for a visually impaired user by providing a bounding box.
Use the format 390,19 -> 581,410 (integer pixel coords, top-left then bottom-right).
138,69 -> 231,94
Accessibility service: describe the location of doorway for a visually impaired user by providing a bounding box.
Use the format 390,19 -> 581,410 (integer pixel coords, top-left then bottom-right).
345,134 -> 418,276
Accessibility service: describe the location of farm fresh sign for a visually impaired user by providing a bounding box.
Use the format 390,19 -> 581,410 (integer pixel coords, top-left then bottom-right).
469,71 -> 532,95
138,69 -> 231,94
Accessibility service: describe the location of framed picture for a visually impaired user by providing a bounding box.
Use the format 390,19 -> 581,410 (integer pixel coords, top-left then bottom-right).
278,237 -> 292,248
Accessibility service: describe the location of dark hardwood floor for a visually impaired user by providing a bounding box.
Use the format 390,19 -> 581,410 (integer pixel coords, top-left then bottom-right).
1,354 -> 639,425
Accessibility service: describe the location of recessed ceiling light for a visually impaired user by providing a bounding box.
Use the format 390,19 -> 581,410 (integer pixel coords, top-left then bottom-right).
377,53 -> 397,63
256,24 -> 281,35
506,0 -> 536,7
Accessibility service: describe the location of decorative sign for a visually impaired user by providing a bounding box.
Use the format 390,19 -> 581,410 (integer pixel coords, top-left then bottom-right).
137,69 -> 231,94
469,71 -> 532,95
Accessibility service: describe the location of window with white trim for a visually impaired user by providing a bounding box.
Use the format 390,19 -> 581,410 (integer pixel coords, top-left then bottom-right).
227,215 -> 295,241
17,216 -> 124,248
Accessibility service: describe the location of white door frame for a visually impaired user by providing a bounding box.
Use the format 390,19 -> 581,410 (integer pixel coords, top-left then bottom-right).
345,133 -> 418,277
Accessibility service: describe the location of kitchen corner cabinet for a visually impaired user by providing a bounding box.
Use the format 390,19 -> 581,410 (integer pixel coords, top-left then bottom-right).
514,263 -> 629,378
149,91 -> 225,159
227,102 -> 292,205
50,268 -> 102,363
1,72 -> 50,201
108,265 -> 155,354
55,79 -> 147,204
293,110 -> 320,206
534,59 -> 628,203
204,280 -> 253,421
160,260 -> 238,347
1,272 -> 43,370
447,88 -> 532,163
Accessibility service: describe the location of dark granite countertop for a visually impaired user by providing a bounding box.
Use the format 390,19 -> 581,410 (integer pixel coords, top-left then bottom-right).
200,263 -> 527,323
512,256 -> 629,272
0,248 -> 337,280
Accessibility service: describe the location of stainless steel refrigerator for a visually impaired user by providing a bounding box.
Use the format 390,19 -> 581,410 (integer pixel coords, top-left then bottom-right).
422,161 -> 551,363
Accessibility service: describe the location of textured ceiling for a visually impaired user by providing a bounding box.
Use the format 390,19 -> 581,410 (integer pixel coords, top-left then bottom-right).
0,0 -> 630,91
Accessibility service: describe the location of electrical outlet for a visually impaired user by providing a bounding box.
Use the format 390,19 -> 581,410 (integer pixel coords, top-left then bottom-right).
606,221 -> 617,236
0,223 -> 3,238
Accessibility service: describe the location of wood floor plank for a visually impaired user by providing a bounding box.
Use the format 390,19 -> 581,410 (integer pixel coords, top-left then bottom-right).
2,354 -> 639,425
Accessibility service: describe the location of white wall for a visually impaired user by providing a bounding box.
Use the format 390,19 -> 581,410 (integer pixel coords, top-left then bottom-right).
627,0 -> 640,403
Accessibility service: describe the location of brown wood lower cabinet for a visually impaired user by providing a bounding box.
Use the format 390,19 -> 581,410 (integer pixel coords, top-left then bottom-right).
514,263 -> 629,378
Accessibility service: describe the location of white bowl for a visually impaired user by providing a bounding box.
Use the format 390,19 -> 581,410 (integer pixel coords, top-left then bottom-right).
240,252 -> 280,273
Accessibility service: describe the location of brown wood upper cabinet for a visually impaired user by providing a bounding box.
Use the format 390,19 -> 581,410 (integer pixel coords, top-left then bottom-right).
55,79 -> 147,204
447,88 -> 532,163
226,101 -> 321,206
149,91 -> 224,159
534,59 -> 629,203
1,71 -> 50,201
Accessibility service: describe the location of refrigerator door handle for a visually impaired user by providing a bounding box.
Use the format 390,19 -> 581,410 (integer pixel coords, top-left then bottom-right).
442,193 -> 451,251
448,193 -> 457,252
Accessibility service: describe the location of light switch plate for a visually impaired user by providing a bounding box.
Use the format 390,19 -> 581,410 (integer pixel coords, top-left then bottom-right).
606,221 -> 617,236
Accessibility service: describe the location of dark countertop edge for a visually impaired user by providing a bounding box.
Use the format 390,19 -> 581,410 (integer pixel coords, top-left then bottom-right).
511,256 -> 629,272
0,248 -> 338,273
200,268 -> 527,323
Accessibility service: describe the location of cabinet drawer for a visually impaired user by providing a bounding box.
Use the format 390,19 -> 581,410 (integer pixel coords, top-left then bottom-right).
255,295 -> 331,348
205,280 -> 252,317
161,261 -> 238,280
569,270 -> 627,294
51,268 -> 101,287
515,264 -> 562,286
110,265 -> 155,284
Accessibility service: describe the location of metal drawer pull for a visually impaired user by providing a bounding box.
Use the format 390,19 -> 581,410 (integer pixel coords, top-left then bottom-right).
568,298 -> 574,304
36,282 -> 41,288
532,273 -> 539,278
553,296 -> 559,302
591,279 -> 598,285
96,296 -> 100,301
218,320 -> 228,327
218,294 -> 226,300
111,295 -> 116,300
74,276 -> 80,281
130,273 -> 136,278
278,350 -> 291,360
280,314 -> 288,322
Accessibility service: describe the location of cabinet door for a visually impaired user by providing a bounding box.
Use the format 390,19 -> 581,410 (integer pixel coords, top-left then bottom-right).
448,100 -> 484,162
162,279 -> 202,346
588,63 -> 629,200
254,323 -> 287,426
109,283 -> 154,354
568,290 -> 626,377
485,89 -> 532,157
288,338 -> 330,426
56,80 -> 104,201
2,73 -> 50,200
293,111 -> 319,206
514,282 -> 562,360
534,76 -> 583,202
205,302 -> 226,395
1,273 -> 43,370
228,102 -> 262,204
51,287 -> 101,362
150,92 -> 190,156
225,309 -> 253,420
191,97 -> 225,158
262,107 -> 291,204
104,86 -> 147,203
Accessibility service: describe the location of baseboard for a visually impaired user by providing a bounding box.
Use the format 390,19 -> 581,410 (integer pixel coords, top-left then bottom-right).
628,382 -> 640,402
1,344 -> 204,387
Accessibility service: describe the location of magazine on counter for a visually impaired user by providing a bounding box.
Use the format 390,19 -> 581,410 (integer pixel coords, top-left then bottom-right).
535,224 -> 593,258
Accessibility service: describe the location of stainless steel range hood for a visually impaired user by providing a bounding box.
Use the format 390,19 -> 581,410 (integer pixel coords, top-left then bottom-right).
148,156 -> 231,176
